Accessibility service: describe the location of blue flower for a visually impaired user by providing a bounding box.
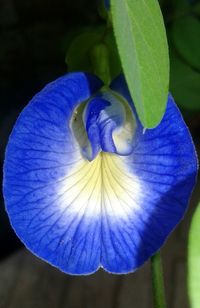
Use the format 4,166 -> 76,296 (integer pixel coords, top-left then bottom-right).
3,72 -> 197,275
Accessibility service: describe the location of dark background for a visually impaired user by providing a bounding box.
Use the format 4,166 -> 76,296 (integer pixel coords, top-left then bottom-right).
0,0 -> 200,307
0,0 -> 99,259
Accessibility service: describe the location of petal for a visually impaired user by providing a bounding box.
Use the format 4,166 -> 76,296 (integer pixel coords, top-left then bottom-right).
3,72 -> 198,276
98,75 -> 197,273
82,97 -> 111,160
82,91 -> 136,159
3,72 -> 103,275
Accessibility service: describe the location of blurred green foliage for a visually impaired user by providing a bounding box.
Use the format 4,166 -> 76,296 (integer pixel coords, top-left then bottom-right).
170,46 -> 200,111
188,202 -> 200,308
167,0 -> 200,112
172,16 -> 200,70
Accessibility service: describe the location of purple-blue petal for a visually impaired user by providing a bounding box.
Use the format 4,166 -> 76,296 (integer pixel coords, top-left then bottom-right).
83,97 -> 112,160
3,72 -> 103,275
99,75 -> 198,273
82,91 -> 136,159
3,72 -> 198,275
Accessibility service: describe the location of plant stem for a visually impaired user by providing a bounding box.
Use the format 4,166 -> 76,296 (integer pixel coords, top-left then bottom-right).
151,252 -> 167,308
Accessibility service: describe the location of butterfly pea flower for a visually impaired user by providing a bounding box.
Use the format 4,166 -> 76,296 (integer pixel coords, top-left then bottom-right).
3,72 -> 197,275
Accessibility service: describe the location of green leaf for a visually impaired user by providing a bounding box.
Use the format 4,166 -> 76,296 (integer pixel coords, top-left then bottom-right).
170,46 -> 200,111
172,16 -> 200,70
110,0 -> 169,128
188,202 -> 200,308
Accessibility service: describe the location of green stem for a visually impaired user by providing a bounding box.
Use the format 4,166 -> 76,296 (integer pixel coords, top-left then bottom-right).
151,252 -> 167,308
90,43 -> 111,85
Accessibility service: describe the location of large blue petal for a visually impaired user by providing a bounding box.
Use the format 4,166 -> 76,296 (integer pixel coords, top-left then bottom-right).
98,75 -> 198,273
3,72 -> 103,275
3,72 -> 198,276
